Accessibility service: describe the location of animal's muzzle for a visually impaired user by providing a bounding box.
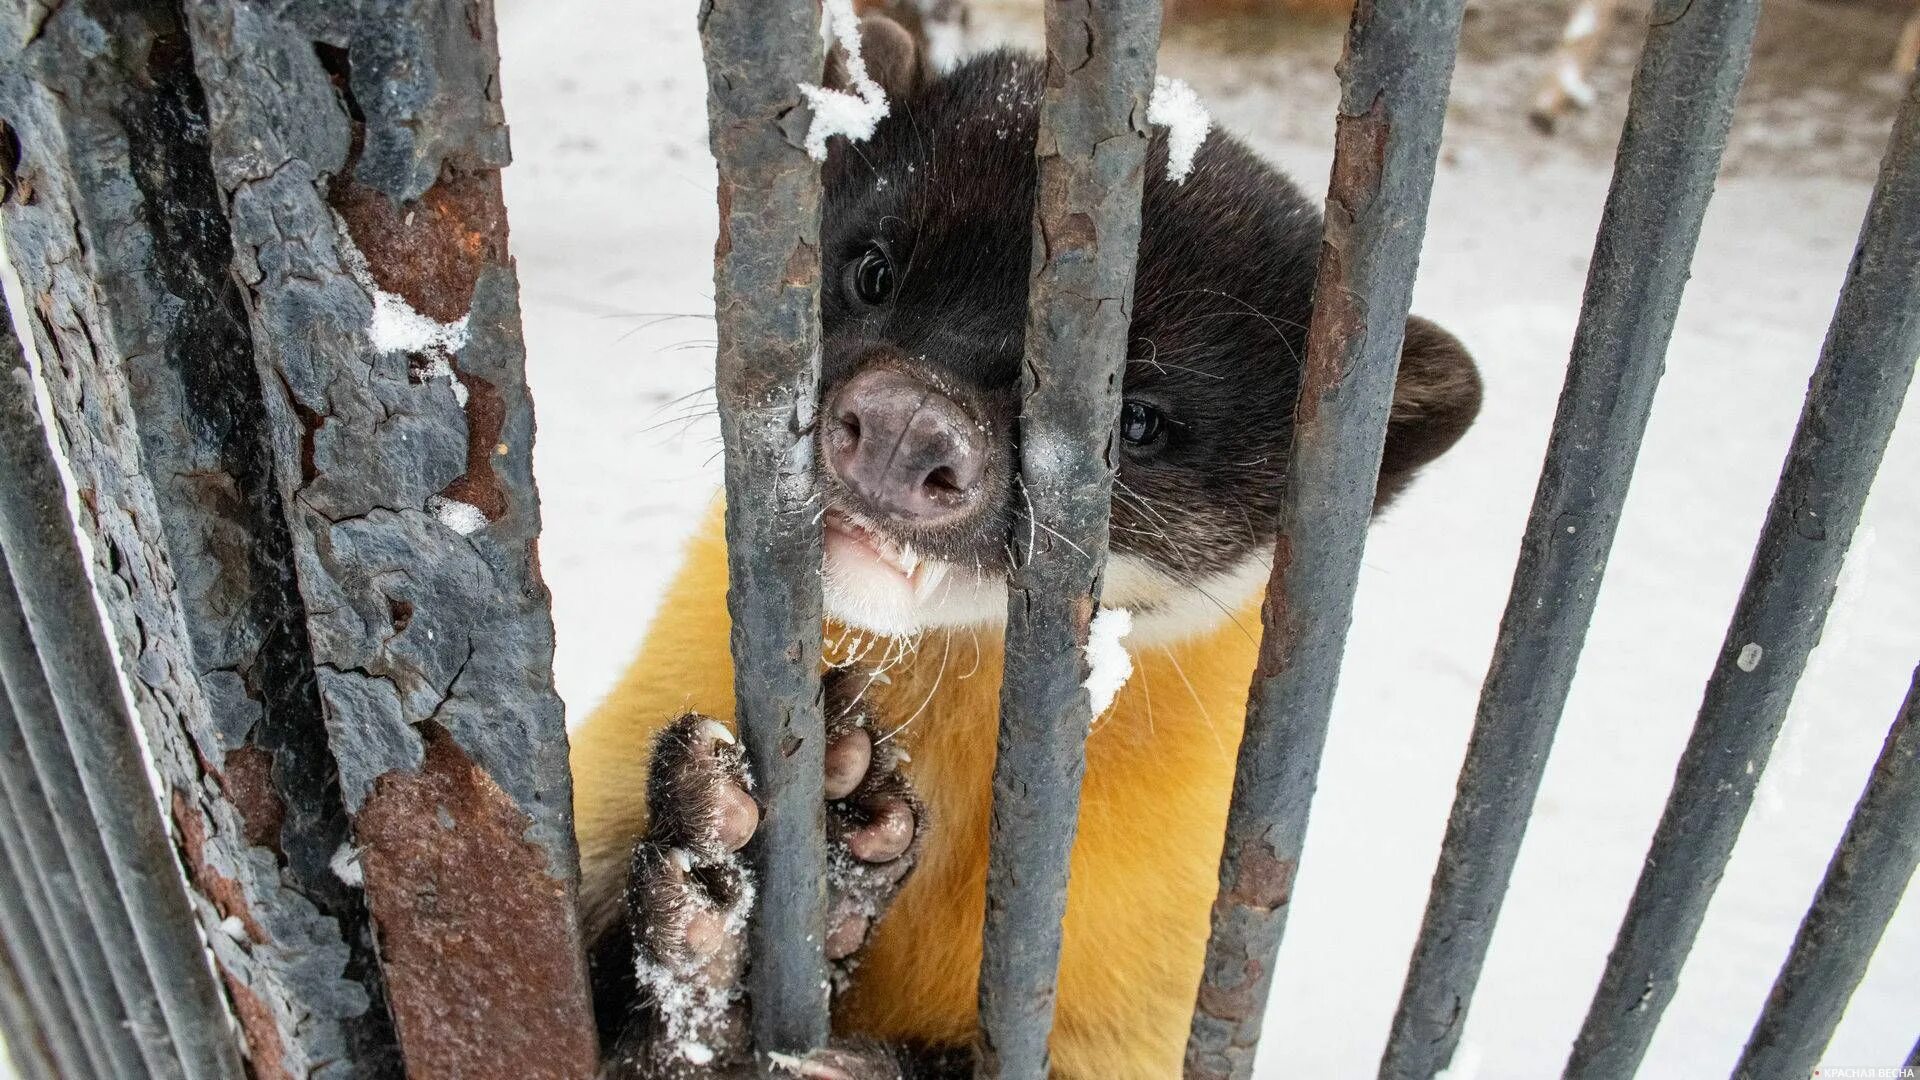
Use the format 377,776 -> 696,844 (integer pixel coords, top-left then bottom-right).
823,366 -> 986,528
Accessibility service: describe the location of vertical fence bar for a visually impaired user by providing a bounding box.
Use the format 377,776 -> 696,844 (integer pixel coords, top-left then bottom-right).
1184,3 -> 1466,1077
0,729 -> 96,1080
1378,4 -> 1762,1076
0,244 -> 243,1080
1568,67 -> 1920,1080
1732,665 -> 1920,1080
698,0 -> 832,1058
177,3 -> 598,1074
0,2 -> 402,1071
976,2 -> 1163,1076
0,555 -> 143,1080
0,942 -> 61,1080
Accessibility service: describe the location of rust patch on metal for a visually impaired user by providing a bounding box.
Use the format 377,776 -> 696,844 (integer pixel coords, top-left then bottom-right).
1225,841 -> 1295,912
1194,956 -> 1267,1024
434,368 -> 509,521
221,973 -> 293,1080
1255,533 -> 1296,677
715,177 -> 734,261
1328,95 -> 1388,215
329,167 -> 506,323
1298,95 -> 1388,432
171,788 -> 267,944
221,745 -> 287,853
353,724 -> 597,1079
783,238 -> 818,288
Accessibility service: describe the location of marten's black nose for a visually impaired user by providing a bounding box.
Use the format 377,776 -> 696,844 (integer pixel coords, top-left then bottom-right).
825,368 -> 985,526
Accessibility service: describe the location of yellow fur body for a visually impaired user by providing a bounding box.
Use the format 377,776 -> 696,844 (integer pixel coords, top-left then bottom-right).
571,507 -> 1261,1079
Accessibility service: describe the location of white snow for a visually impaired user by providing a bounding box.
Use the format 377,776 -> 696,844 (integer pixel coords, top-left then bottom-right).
1563,3 -> 1600,43
419,353 -> 471,406
1556,58 -> 1599,109
329,843 -> 364,887
428,496 -> 488,536
217,916 -> 249,942
923,19 -> 967,73
1084,606 -> 1134,718
1149,75 -> 1212,184
629,853 -> 756,1071
766,1051 -> 810,1076
798,0 -> 890,162
331,210 -> 472,360
496,2 -> 1920,1077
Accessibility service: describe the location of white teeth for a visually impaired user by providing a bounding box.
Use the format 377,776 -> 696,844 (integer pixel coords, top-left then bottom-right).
915,560 -> 950,597
668,848 -> 694,873
699,718 -> 736,746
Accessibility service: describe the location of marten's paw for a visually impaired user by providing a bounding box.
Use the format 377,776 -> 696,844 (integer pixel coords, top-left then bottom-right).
613,713 -> 757,1077
822,697 -> 925,987
611,708 -> 924,1076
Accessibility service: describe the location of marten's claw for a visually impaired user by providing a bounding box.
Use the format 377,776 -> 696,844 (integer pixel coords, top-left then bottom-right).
768,1040 -> 907,1080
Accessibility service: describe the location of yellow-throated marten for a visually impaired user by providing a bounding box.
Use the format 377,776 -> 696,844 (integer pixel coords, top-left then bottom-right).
572,17 -> 1482,1078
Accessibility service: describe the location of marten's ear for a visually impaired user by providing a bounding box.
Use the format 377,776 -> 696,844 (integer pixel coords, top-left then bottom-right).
1377,315 -> 1482,507
825,14 -> 927,99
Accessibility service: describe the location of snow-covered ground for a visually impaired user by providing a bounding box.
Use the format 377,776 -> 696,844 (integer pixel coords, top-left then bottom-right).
498,1 -> 1917,1076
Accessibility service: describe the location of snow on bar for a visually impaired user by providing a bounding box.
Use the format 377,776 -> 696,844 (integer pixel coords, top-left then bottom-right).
799,0 -> 889,161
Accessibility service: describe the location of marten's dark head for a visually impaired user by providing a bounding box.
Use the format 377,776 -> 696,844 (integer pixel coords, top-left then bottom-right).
815,25 -> 1480,643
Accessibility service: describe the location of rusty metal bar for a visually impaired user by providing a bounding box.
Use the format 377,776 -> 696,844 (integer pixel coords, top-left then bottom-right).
0,1 -> 401,1071
0,941 -> 61,1080
3,0 -> 597,1073
177,2 -> 597,1075
0,231 -> 242,1080
1732,666 -> 1920,1080
0,699 -> 98,1080
1184,3 -> 1466,1077
697,0 -> 833,1059
1378,4 -> 1761,1076
976,1 -> 1164,1076
1568,65 -> 1920,1080
0,552 -> 145,1080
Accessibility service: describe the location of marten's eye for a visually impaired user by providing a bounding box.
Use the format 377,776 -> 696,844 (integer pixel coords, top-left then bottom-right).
1119,399 -> 1166,447
847,247 -> 894,305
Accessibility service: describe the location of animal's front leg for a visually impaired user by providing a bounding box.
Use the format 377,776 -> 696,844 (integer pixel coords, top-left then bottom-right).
604,698 -> 926,1078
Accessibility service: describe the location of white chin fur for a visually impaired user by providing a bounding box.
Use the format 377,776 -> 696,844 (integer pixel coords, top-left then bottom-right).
821,534 -> 1268,647
821,526 -> 1005,637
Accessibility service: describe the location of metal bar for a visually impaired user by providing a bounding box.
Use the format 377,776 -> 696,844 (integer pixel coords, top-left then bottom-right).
1568,65 -> 1920,1080
1732,666 -> 1920,1079
1379,4 -> 1761,1076
0,2 -> 401,1071
176,3 -> 598,1074
0,764 -> 94,1080
0,940 -> 61,1080
0,555 -> 144,1080
0,239 -> 242,1080
1185,3 -> 1466,1077
976,2 -> 1163,1076
697,0 -> 833,1059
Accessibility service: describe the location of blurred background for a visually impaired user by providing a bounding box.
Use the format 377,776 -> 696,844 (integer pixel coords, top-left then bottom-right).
496,1 -> 1918,1076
